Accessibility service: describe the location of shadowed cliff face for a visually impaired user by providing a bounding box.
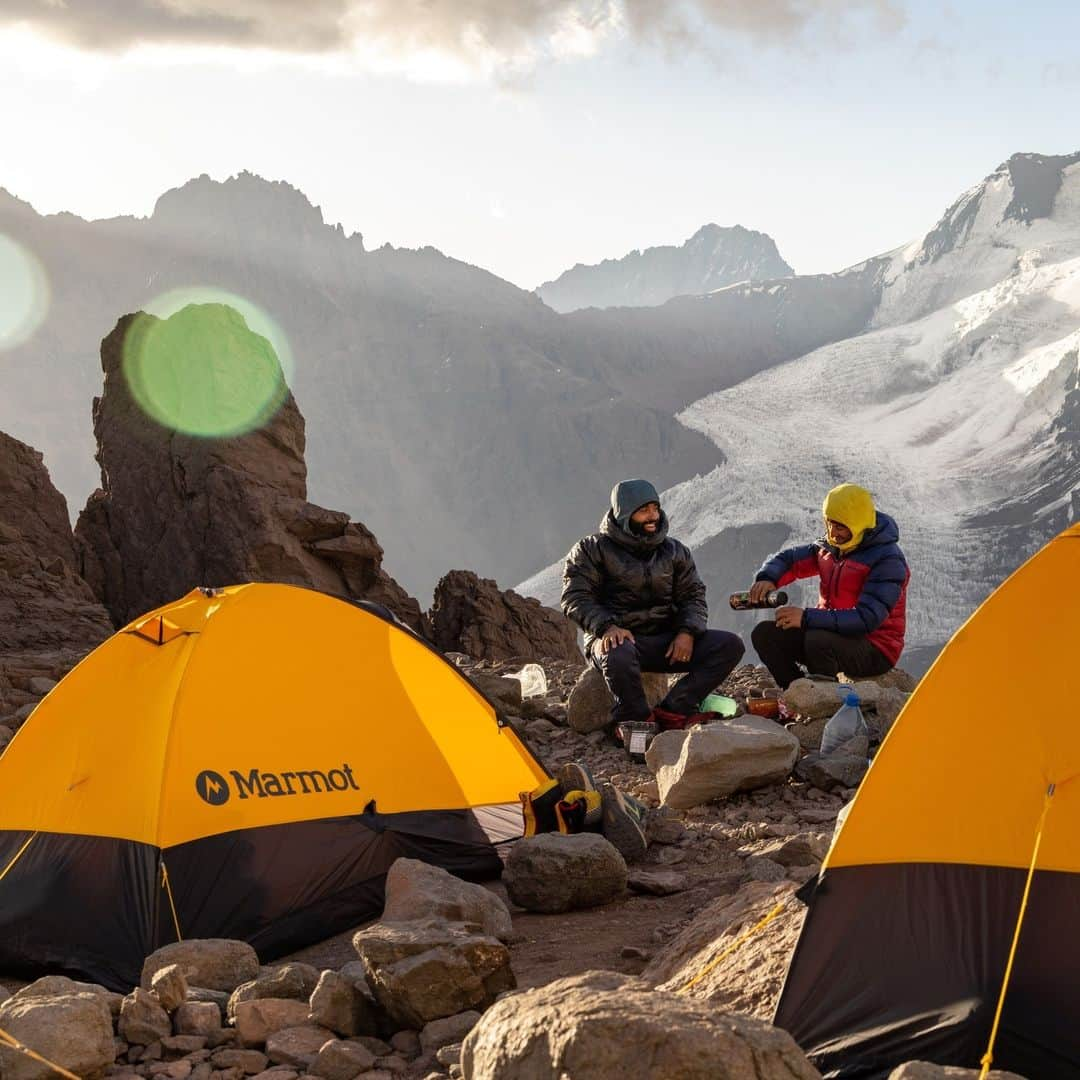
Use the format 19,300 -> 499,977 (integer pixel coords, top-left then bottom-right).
0,173 -> 878,599
73,305 -> 426,632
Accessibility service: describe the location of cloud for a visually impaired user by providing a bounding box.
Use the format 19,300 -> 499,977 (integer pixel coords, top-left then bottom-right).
1,0 -> 905,72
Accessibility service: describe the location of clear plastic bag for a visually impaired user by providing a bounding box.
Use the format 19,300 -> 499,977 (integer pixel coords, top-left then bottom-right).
507,663 -> 548,699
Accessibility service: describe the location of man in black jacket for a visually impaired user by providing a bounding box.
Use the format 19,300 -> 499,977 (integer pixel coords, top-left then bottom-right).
562,479 -> 745,731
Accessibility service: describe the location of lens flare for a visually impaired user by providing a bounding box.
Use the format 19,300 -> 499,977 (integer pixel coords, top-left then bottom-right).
122,302 -> 289,438
0,234 -> 49,351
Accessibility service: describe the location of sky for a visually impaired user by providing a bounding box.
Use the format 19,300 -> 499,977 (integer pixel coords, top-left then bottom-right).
2,1 -> 1080,290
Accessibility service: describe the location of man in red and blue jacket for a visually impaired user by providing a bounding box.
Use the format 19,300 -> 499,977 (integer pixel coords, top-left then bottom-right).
749,483 -> 909,689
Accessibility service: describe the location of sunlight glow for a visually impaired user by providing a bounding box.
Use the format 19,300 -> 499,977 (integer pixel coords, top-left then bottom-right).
0,234 -> 50,352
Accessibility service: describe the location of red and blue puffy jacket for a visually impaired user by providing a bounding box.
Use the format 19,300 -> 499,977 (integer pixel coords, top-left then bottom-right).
755,511 -> 909,665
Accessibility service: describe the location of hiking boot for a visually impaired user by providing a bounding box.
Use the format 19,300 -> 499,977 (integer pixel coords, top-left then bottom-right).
556,789 -> 603,834
652,707 -> 717,732
598,782 -> 648,862
556,761 -> 597,795
521,778 -> 562,836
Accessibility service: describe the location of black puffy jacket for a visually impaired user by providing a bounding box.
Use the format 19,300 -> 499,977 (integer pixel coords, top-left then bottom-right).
561,509 -> 708,648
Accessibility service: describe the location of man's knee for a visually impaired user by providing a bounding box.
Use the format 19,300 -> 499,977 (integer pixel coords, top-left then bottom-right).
697,629 -> 745,663
751,620 -> 780,651
803,629 -> 839,670
598,640 -> 638,672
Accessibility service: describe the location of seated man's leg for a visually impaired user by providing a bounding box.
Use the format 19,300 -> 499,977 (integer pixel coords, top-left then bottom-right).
592,639 -> 652,725
657,629 -> 746,715
803,629 -> 893,680
751,620 -> 807,690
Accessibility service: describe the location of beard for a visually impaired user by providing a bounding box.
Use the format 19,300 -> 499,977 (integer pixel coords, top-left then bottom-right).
629,517 -> 659,536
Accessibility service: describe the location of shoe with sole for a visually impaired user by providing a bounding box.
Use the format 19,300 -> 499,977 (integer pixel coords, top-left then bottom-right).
598,781 -> 648,863
556,761 -> 597,796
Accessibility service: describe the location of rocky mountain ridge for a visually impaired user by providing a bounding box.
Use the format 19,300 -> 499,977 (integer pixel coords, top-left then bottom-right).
536,223 -> 793,313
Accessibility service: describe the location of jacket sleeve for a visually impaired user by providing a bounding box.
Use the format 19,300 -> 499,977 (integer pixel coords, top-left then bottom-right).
803,551 -> 908,636
561,540 -> 618,636
756,543 -> 821,587
673,545 -> 708,637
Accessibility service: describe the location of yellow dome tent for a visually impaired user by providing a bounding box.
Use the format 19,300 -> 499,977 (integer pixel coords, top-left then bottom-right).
775,523 -> 1080,1078
0,584 -> 547,989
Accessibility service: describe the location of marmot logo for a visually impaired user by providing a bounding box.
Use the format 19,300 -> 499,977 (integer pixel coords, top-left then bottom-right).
195,770 -> 230,806
194,764 -> 360,804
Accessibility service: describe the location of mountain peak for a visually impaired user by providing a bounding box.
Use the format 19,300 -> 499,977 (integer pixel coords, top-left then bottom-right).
151,172 -> 359,246
537,223 -> 793,313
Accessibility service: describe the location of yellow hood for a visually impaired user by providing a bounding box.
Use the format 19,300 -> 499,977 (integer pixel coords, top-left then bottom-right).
822,483 -> 876,554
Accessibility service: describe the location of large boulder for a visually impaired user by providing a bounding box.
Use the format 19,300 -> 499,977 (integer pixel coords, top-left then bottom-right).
888,1065 -> 1026,1079
461,970 -> 820,1079
227,963 -> 321,1020
141,938 -> 260,993
308,969 -> 379,1037
118,987 -> 172,1044
74,307 -> 426,634
504,833 -> 627,913
352,919 -> 514,1029
431,570 -> 581,662
567,667 -> 670,734
0,992 -> 115,1080
643,882 -> 805,1018
780,675 -> 913,734
382,858 -> 513,942
646,718 -> 799,809
0,430 -> 111,680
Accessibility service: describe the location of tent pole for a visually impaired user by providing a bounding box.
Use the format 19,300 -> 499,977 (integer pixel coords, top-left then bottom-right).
979,783 -> 1055,1079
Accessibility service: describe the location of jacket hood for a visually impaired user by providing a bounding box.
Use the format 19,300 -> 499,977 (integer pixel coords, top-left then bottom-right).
822,510 -> 899,555
822,483 -> 876,554
611,479 -> 661,530
600,508 -> 669,554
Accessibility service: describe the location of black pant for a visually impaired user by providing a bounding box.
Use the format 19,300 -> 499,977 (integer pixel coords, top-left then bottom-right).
592,629 -> 745,726
751,620 -> 892,690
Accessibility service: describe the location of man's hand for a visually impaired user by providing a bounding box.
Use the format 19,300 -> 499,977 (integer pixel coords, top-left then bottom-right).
749,580 -> 776,604
600,626 -> 635,653
775,606 -> 804,631
665,631 -> 694,664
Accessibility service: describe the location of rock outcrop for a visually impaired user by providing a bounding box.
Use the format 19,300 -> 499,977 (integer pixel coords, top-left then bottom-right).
503,834 -> 628,913
75,306 -> 427,633
461,970 -> 821,1080
430,569 -> 581,662
0,430 -> 112,657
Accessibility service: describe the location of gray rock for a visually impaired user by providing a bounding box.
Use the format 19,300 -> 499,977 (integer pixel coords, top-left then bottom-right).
234,999 -> 312,1047
310,1039 -> 377,1080
646,718 -> 799,809
419,1010 -> 481,1054
504,834 -> 627,913
228,964 -> 321,1021
626,868 -> 688,895
352,919 -> 514,1030
264,1025 -> 335,1068
142,939 -> 260,993
745,857 -> 788,883
389,1030 -> 421,1058
436,1043 -> 463,1067
27,676 -> 58,695
778,678 -> 844,720
152,964 -> 189,1012
887,1064 -> 1026,1080
796,736 -> 870,792
461,970 -> 820,1079
382,858 -> 512,942
308,970 -> 378,1038
209,1047 -> 269,1073
174,1000 -> 223,1036
467,674 -> 523,712
566,667 -> 669,734
120,987 -> 173,1045
0,992 -> 115,1080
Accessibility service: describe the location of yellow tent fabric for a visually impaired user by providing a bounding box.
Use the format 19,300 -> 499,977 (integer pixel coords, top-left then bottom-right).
0,584 -> 547,989
0,583 -> 546,848
775,522 -> 1080,1077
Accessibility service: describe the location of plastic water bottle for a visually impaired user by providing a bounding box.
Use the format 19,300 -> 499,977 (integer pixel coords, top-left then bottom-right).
820,689 -> 869,756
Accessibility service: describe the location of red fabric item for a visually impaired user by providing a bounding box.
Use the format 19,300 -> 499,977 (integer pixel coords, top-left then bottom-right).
777,548 -> 908,666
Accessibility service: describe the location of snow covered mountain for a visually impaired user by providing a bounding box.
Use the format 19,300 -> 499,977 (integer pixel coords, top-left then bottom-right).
536,223 -> 793,313
521,152 -> 1080,671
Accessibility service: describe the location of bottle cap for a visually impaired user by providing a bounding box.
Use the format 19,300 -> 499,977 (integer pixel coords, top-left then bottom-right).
843,690 -> 860,706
